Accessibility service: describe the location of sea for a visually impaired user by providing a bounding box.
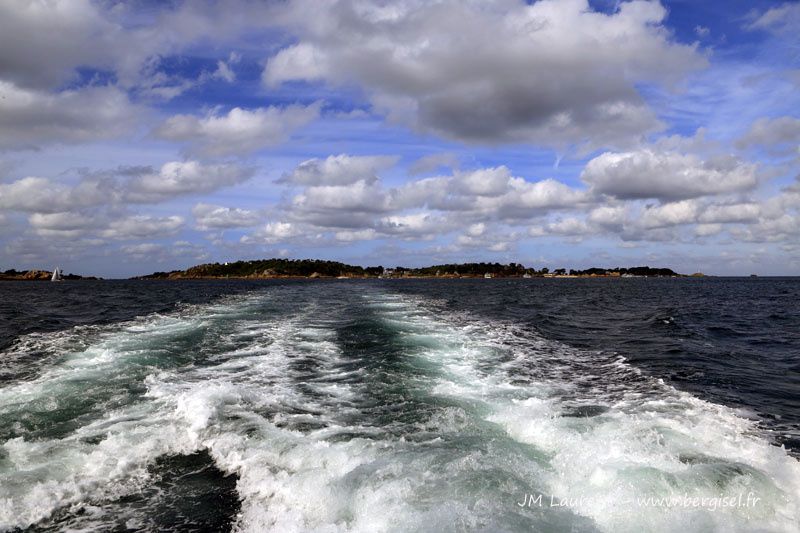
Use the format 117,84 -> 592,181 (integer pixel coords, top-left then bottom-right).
0,278 -> 799,532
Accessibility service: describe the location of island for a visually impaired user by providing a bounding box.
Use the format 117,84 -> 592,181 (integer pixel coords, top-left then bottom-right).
133,259 -> 691,280
0,269 -> 100,281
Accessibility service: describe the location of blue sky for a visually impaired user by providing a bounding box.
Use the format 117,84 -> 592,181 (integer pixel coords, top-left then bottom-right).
0,0 -> 798,277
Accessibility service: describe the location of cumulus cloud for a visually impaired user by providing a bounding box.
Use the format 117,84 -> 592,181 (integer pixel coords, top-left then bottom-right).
154,103 -> 321,157
334,228 -> 378,242
409,152 -> 460,176
393,167 -> 587,217
27,212 -> 102,238
102,215 -> 184,239
377,213 -> 453,239
290,179 -> 393,228
264,0 -> 706,150
125,161 -> 255,203
120,243 -> 166,258
518,192 -> 794,246
640,200 -> 701,229
0,0 -> 117,90
256,155 -> 590,249
737,116 -> 800,156
0,162 -> 253,213
0,177 -> 113,213
0,82 -> 138,150
455,224 -> 519,251
529,217 -> 593,238
698,202 -> 761,224
731,214 -> 800,243
587,205 -> 627,231
241,222 -> 305,244
452,167 -> 512,197
582,149 -> 758,201
192,203 -> 261,230
0,0 -> 280,91
279,154 -> 398,186
281,158 -> 588,234
0,0 -> 288,158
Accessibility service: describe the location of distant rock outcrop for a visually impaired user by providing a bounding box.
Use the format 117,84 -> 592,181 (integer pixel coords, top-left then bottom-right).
132,259 -> 688,280
0,269 -> 98,281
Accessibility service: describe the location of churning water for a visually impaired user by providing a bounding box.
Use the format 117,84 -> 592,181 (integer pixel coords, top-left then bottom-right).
1,279 -> 799,532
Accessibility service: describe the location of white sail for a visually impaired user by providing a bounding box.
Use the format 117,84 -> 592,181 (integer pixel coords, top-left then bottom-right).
51,267 -> 61,281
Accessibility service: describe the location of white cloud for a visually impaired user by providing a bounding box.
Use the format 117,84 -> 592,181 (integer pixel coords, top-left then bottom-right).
0,82 -> 138,150
0,0 -> 279,92
263,43 -> 329,87
698,202 -> 761,224
377,213 -> 450,239
276,156 -> 587,238
192,203 -> 261,230
264,0 -> 706,150
28,212 -> 97,231
0,0 -> 117,89
155,104 -> 321,157
582,149 -> 758,200
27,212 -> 103,238
279,154 -> 398,186
393,169 -> 587,217
211,52 -> 242,83
453,167 -> 512,197
466,223 -> 486,237
0,161 -> 254,215
731,214 -> 800,243
587,205 -> 627,231
409,152 -> 459,175
102,215 -> 184,239
334,228 -> 378,242
737,116 -> 800,156
694,25 -> 710,38
494,178 -> 586,216
0,177 -> 112,213
746,3 -> 800,35
695,223 -> 723,237
455,225 -> 519,251
126,161 -> 255,203
121,243 -> 166,257
529,217 -> 592,238
241,222 -> 304,244
640,200 -> 701,229
290,179 -> 393,228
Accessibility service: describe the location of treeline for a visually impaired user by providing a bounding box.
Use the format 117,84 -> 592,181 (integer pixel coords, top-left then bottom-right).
135,259 -> 684,279
567,266 -> 679,277
401,262 -> 533,276
137,259 -> 379,279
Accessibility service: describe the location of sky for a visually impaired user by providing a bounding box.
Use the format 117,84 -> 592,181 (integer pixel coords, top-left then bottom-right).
0,0 -> 798,278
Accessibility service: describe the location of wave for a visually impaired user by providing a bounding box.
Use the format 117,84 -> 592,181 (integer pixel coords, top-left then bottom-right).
1,286 -> 798,532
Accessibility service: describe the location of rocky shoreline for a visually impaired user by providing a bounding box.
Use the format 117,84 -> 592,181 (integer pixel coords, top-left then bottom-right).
133,259 -> 697,280
0,269 -> 100,281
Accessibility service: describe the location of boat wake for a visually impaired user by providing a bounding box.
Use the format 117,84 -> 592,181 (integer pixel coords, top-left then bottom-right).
1,285 -> 798,532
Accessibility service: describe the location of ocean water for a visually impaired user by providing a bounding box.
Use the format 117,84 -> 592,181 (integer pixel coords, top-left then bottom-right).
0,278 -> 799,532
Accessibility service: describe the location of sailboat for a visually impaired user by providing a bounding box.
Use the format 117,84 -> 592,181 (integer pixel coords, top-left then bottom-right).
51,267 -> 63,282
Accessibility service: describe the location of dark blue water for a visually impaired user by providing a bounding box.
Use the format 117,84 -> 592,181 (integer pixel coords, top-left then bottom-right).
1,278 -> 799,532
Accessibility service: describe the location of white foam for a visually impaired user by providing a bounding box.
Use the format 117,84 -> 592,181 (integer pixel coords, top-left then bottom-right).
2,288 -> 799,532
374,294 -> 800,532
